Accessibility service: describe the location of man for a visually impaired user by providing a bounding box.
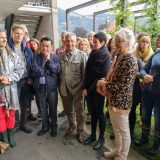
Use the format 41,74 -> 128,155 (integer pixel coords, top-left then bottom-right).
59,33 -> 87,143
56,31 -> 67,117
32,37 -> 60,137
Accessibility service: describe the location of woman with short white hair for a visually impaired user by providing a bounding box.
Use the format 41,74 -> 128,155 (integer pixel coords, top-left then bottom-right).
97,28 -> 138,160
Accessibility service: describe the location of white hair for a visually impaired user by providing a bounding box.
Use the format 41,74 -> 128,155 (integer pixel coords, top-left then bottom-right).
114,28 -> 135,50
65,32 -> 77,41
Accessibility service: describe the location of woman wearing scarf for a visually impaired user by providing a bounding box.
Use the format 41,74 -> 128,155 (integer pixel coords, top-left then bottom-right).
83,32 -> 111,150
134,35 -> 153,64
0,30 -> 24,147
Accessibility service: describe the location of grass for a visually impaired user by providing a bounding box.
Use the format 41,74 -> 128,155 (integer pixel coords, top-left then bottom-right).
105,105 -> 160,160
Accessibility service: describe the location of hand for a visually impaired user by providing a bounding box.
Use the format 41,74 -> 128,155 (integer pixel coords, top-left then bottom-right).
0,76 -> 10,85
82,89 -> 87,96
144,74 -> 153,83
96,79 -> 107,96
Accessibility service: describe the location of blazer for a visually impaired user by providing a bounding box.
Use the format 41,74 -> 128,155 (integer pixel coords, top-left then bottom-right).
59,48 -> 88,96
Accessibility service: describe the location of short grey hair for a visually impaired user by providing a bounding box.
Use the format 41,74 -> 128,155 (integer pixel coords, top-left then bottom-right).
65,32 -> 77,41
114,28 -> 135,50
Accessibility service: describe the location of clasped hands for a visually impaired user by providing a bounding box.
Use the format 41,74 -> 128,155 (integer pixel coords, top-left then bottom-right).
0,76 -> 10,85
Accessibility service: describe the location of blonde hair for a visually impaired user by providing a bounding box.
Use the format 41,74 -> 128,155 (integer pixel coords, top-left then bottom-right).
11,24 -> 24,37
77,38 -> 91,55
0,29 -> 12,55
134,36 -> 152,63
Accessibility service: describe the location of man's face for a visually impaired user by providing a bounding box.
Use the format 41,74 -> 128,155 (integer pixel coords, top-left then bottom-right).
61,32 -> 67,44
40,40 -> 52,57
65,35 -> 76,52
0,32 -> 7,48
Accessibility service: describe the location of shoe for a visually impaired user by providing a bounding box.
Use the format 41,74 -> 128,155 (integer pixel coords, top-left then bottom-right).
7,129 -> 16,147
65,125 -> 76,136
37,128 -> 49,136
135,136 -> 149,146
37,112 -> 42,118
20,125 -> 33,133
86,115 -> 91,125
110,134 -> 115,140
93,138 -> 104,150
28,114 -> 37,121
77,132 -> 84,143
147,138 -> 160,156
83,135 -> 96,145
50,128 -> 57,137
103,151 -> 119,159
58,110 -> 65,117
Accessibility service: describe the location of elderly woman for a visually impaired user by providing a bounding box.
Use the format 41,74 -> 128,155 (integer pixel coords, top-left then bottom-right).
135,34 -> 160,156
97,28 -> 138,160
83,32 -> 111,150
0,29 -> 24,147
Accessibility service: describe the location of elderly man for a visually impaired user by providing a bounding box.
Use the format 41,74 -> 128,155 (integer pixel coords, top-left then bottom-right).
32,37 -> 60,137
59,33 -> 87,143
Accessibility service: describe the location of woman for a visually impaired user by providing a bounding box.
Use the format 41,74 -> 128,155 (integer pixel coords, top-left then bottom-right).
135,34 -> 160,156
87,31 -> 95,50
97,28 -> 138,160
29,38 -> 41,118
0,29 -> 24,147
78,38 -> 91,57
134,35 -> 153,63
78,38 -> 91,124
29,38 -> 40,54
8,24 -> 33,133
83,32 -> 111,150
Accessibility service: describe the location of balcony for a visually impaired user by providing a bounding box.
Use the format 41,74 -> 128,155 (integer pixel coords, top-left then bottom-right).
26,0 -> 51,7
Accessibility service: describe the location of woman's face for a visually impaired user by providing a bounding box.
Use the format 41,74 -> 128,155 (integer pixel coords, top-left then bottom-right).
12,28 -> 24,44
156,38 -> 160,48
88,33 -> 94,45
93,37 -> 104,50
79,41 -> 87,52
30,41 -> 38,52
110,39 -> 116,50
0,32 -> 7,48
115,37 -> 128,54
140,41 -> 149,52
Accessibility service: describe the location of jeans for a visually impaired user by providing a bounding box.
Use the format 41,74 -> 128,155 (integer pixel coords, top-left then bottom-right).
142,90 -> 160,136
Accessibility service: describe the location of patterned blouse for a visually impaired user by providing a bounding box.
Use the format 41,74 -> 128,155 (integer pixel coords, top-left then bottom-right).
106,53 -> 138,114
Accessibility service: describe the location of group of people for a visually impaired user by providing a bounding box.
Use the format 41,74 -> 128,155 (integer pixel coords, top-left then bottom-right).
0,23 -> 160,160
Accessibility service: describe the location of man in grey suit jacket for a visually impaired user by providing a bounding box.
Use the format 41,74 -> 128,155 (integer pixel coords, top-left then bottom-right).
59,33 -> 87,143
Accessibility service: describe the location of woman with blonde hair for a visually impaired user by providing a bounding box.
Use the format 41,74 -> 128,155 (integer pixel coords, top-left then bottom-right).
78,38 -> 91,57
134,36 -> 153,63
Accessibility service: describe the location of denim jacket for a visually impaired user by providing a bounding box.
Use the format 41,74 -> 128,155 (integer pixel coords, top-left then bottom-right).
141,50 -> 160,78
31,53 -> 60,91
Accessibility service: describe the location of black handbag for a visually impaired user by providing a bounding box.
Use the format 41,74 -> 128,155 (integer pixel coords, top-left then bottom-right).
144,73 -> 160,95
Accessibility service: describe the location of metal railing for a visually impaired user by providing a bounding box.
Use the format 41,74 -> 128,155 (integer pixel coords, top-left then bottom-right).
26,0 -> 51,7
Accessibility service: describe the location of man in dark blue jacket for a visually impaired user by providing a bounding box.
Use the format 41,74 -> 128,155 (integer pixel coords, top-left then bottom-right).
32,37 -> 60,137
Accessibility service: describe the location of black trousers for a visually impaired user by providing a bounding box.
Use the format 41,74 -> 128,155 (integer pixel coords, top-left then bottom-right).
87,91 -> 106,139
35,85 -> 58,130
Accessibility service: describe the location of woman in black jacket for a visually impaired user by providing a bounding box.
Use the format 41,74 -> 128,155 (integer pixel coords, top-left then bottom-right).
83,32 -> 111,150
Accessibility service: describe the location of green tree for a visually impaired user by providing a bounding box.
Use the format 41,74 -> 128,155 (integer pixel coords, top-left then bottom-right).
139,0 -> 160,50
110,0 -> 133,29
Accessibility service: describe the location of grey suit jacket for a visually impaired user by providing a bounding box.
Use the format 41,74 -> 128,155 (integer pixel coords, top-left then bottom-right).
59,48 -> 88,96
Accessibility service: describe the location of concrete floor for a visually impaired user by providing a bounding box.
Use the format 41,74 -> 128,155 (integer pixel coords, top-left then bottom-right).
0,101 -> 148,160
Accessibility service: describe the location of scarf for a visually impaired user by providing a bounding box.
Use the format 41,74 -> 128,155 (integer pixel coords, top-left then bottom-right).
89,46 -> 109,75
0,48 -> 11,115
